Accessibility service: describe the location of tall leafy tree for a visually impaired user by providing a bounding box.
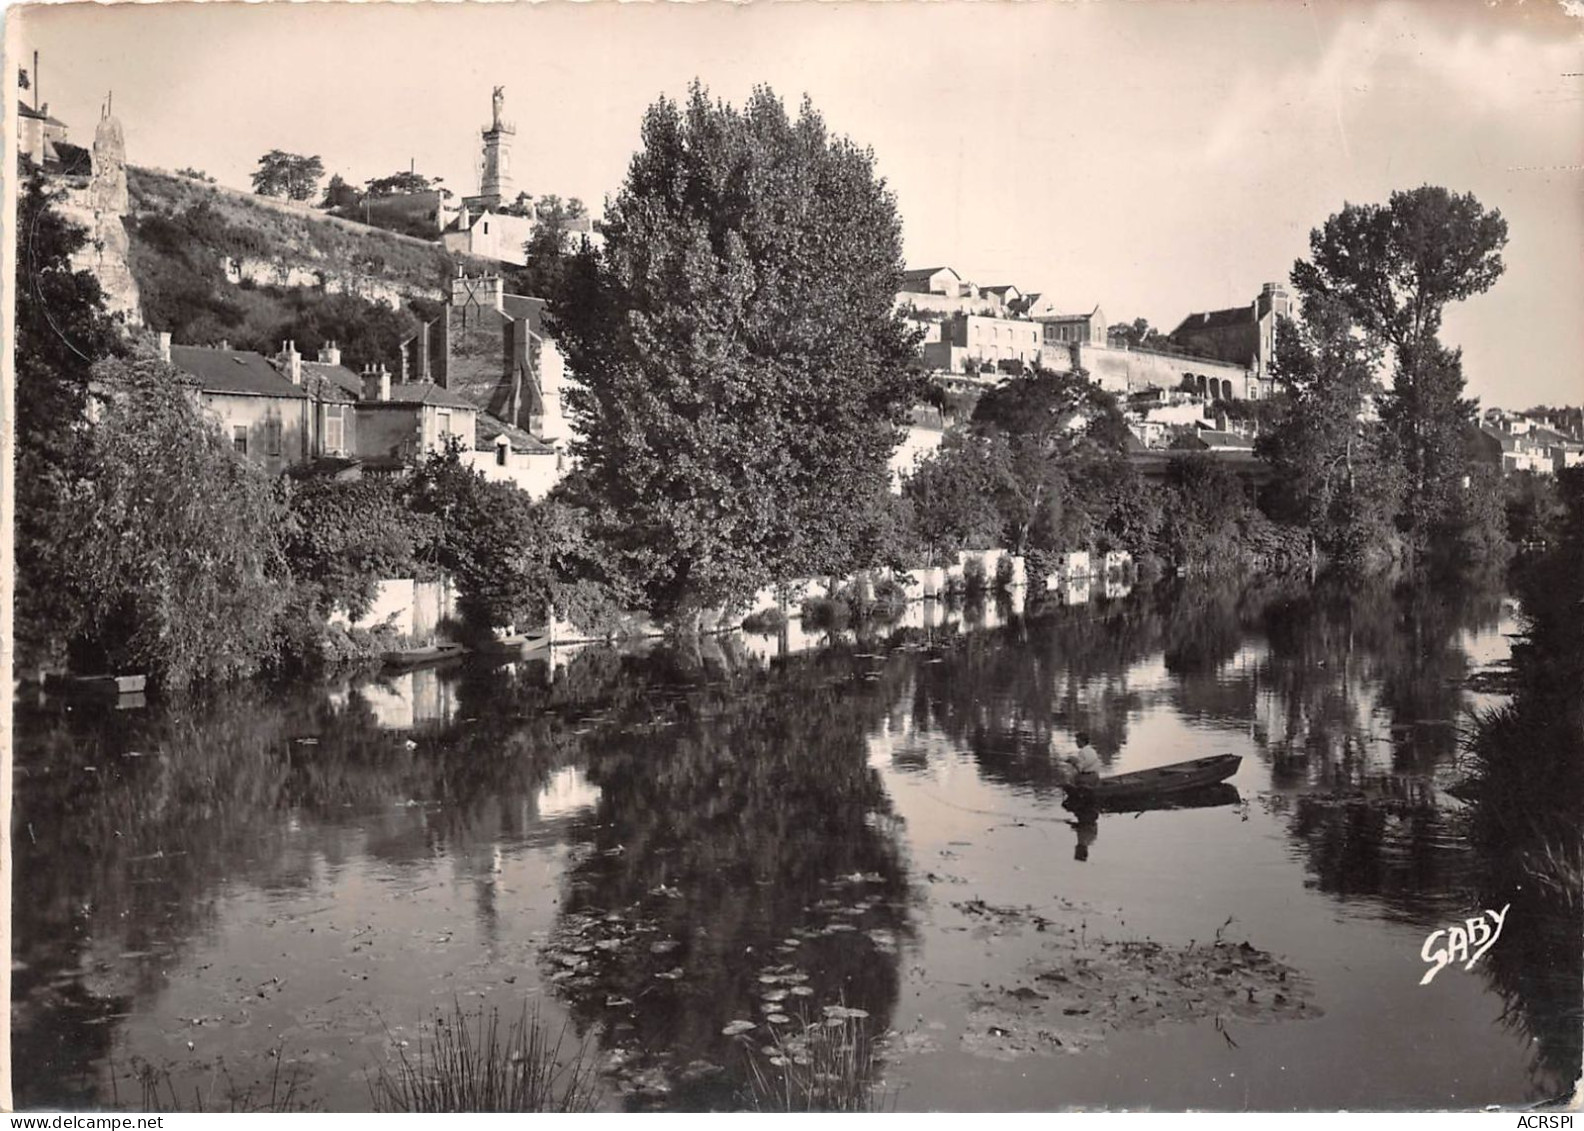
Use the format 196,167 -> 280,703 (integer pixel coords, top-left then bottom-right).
966,367 -> 1134,556
510,194 -> 588,299
12,167 -> 122,670
363,170 -> 450,199
1256,296 -> 1404,568
552,83 -> 922,618
901,431 -> 1012,565
1292,186 -> 1506,547
251,150 -> 325,201
321,172 -> 361,210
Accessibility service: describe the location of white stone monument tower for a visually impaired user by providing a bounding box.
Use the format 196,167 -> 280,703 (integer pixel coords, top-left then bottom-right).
477,85 -> 515,207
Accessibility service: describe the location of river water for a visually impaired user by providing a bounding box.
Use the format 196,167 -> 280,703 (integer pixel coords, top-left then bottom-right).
13,574 -> 1580,1111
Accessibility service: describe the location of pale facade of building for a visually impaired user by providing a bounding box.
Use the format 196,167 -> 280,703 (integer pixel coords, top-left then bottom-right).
441,206 -> 538,265
923,313 -> 1042,373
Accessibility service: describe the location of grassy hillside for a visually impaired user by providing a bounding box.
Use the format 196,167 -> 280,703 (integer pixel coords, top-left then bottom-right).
123,167 -> 496,370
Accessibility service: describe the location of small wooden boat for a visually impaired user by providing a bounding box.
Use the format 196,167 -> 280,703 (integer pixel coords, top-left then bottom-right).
1069,754 -> 1241,803
475,630 -> 552,656
382,642 -> 468,671
46,673 -> 147,696
1074,781 -> 1241,815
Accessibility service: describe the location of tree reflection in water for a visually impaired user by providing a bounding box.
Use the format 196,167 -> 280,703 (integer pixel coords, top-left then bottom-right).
1253,572 -> 1507,927
544,638 -> 913,1109
12,653 -> 653,1109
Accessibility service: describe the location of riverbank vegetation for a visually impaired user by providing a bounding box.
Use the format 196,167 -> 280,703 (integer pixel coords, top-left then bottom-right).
1459,468 -> 1583,1100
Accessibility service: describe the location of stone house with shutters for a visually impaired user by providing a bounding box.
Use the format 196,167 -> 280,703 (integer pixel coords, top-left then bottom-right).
162,338 -> 364,472
165,341 -> 312,474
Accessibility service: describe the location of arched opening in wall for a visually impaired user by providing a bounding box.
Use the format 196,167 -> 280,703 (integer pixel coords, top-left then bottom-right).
1196,374 -> 1207,396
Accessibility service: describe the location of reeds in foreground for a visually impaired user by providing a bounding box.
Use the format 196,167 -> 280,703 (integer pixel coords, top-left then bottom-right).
370,1000 -> 600,1113
123,1045 -> 306,1113
740,1009 -> 889,1112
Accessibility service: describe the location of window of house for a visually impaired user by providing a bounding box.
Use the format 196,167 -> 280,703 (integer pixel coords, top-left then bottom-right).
437,410 -> 451,440
497,442 -> 508,467
232,425 -> 248,456
266,418 -> 282,457
325,406 -> 344,453
482,221 -> 489,235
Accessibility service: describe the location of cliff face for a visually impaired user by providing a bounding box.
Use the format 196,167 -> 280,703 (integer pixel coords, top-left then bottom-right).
123,166 -> 491,311
63,167 -> 514,366
51,113 -> 142,324
56,183 -> 142,326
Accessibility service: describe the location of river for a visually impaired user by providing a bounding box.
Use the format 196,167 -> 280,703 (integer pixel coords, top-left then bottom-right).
13,573 -> 1580,1111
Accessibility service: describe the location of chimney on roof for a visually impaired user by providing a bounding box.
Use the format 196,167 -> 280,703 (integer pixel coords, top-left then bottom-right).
157,331 -> 171,363
278,340 -> 302,384
449,272 -> 504,313
317,340 -> 341,366
362,363 -> 391,403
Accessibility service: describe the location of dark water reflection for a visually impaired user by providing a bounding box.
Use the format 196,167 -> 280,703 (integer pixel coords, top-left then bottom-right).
13,572 -> 1579,1110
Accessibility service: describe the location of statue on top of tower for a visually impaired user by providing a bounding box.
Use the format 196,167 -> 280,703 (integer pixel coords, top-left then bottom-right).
492,85 -> 505,130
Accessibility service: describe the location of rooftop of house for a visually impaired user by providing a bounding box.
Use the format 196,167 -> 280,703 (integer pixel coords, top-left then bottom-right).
1035,307 -> 1102,322
1172,306 -> 1253,334
1478,424 -> 1519,450
1527,424 -> 1574,447
476,413 -> 557,455
501,293 -> 548,333
362,381 -> 478,411
299,361 -> 361,403
901,266 -> 957,284
18,101 -> 67,127
168,345 -> 309,399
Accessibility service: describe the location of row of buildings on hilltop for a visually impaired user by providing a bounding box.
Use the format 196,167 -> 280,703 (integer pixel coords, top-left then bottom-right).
894,264 -> 1291,464
1473,410 -> 1584,476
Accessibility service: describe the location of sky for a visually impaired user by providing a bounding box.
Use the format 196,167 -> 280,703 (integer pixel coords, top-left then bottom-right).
9,0 -> 1583,408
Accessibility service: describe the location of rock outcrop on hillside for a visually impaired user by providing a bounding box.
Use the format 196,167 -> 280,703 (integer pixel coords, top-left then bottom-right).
56,109 -> 141,325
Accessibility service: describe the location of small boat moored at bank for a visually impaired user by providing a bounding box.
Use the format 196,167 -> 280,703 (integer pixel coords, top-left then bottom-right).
381,642 -> 468,671
474,630 -> 551,657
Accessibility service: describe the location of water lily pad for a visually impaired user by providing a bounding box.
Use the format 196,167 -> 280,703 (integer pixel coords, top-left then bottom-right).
767,1013 -> 791,1024
722,1020 -> 757,1036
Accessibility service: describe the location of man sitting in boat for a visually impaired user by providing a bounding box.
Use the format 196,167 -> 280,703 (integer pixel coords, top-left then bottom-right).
1059,731 -> 1102,791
